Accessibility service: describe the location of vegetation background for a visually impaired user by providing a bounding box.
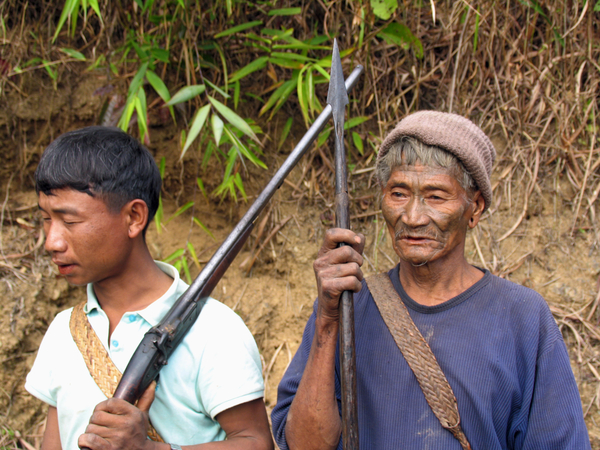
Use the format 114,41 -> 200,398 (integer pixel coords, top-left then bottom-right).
0,0 -> 599,448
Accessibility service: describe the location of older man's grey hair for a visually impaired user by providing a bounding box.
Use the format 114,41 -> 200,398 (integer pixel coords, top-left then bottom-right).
376,137 -> 476,194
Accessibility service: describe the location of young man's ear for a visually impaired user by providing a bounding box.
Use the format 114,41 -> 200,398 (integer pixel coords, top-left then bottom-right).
124,199 -> 149,238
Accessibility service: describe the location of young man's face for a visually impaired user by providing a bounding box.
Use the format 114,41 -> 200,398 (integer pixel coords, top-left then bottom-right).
39,188 -> 133,286
381,162 -> 480,267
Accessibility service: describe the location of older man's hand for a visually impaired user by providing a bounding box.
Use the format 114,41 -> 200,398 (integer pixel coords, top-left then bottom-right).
313,228 -> 365,323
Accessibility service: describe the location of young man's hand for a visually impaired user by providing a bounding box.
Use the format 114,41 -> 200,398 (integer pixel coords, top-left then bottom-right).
78,382 -> 157,450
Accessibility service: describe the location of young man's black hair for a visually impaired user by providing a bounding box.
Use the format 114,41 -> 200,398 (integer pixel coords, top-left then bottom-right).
35,126 -> 161,234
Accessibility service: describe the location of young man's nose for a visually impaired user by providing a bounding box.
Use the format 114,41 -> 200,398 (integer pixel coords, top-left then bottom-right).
44,224 -> 68,253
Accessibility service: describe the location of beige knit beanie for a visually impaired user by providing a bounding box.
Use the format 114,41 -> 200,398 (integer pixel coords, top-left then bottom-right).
377,111 -> 496,211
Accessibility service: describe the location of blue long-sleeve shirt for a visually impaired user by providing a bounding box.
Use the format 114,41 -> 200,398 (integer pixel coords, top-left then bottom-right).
272,266 -> 591,449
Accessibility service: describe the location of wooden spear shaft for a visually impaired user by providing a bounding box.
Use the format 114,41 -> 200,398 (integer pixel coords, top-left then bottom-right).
328,38 -> 359,450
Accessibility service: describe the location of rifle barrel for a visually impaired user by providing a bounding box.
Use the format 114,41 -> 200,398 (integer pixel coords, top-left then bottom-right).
113,64 -> 365,405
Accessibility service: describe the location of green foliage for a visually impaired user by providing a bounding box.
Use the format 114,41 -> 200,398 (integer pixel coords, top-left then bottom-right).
53,0 -> 102,43
377,23 -> 423,59
370,0 -> 398,20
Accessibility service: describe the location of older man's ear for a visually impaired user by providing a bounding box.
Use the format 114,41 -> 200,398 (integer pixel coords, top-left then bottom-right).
468,191 -> 486,229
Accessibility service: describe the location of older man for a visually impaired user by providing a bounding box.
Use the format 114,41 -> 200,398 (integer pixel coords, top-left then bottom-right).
271,111 -> 590,450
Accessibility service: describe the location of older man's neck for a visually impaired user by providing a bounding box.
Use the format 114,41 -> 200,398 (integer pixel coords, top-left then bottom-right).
398,255 -> 483,307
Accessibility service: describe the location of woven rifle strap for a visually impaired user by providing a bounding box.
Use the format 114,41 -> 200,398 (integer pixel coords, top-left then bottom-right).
69,302 -> 164,443
366,274 -> 471,450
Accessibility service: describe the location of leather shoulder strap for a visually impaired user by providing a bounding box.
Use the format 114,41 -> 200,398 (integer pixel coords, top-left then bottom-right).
366,273 -> 471,450
69,302 -> 164,443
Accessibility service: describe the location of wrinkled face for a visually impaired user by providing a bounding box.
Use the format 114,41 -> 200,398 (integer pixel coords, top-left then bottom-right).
39,188 -> 132,286
381,163 -> 478,267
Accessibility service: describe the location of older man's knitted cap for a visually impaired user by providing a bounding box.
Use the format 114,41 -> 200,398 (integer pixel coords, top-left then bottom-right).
377,111 -> 496,211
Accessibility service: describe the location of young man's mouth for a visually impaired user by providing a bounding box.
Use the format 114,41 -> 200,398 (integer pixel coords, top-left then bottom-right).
54,262 -> 76,275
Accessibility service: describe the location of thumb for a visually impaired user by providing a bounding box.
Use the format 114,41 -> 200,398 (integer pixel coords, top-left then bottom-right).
136,381 -> 156,412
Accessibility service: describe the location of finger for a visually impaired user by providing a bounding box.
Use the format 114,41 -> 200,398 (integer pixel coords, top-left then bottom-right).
136,381 -> 156,413
315,245 -> 363,268
355,233 -> 366,254
320,228 -> 363,253
78,431 -> 109,450
321,273 -> 363,296
95,398 -> 133,416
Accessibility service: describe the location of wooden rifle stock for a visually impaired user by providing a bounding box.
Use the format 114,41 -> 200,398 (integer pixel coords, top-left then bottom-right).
108,64 -> 365,409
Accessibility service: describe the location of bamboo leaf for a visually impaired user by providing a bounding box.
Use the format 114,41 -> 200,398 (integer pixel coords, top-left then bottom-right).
370,0 -> 398,20
118,96 -> 136,132
128,62 -> 148,96
278,117 -> 293,150
297,68 -> 309,127
344,116 -> 370,130
193,216 -> 215,239
352,131 -> 364,155
146,70 -> 175,122
187,242 -> 200,269
165,201 -> 194,224
53,0 -> 78,43
60,48 -> 86,61
163,248 -> 185,263
377,23 -> 423,59
271,52 -> 314,62
229,56 -> 268,83
181,257 -> 191,284
181,104 -> 210,159
233,173 -> 248,200
259,81 -> 292,116
167,85 -> 206,105
88,0 -> 102,20
208,96 -> 260,143
214,20 -> 263,38
223,125 -> 267,169
316,127 -> 332,147
197,177 -> 208,199
233,80 -> 240,109
211,113 -> 224,146
145,70 -> 171,102
269,57 -> 304,70
136,87 -> 149,140
268,7 -> 301,16
155,196 -> 163,234
204,79 -> 230,99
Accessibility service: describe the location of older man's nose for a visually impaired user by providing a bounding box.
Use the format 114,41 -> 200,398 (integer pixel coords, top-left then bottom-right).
401,197 -> 430,228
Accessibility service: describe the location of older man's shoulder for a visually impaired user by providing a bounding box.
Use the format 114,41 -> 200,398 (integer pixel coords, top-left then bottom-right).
483,272 -> 558,326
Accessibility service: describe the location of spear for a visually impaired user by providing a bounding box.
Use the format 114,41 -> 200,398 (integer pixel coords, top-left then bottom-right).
328,39 -> 359,450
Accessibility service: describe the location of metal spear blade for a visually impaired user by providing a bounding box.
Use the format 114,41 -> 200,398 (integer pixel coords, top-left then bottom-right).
327,39 -> 349,129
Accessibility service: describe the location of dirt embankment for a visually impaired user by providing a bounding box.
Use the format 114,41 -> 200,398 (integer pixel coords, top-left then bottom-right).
0,73 -> 599,449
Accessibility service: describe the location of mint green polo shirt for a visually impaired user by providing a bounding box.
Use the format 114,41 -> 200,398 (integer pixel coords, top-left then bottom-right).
26,262 -> 264,450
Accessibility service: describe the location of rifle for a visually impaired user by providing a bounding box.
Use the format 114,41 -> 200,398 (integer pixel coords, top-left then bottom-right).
328,40 -> 359,450
112,63 -> 365,404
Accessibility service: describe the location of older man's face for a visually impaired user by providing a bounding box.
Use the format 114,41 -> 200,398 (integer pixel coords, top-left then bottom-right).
381,162 -> 481,267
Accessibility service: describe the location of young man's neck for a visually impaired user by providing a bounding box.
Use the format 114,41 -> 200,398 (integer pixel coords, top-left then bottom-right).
93,242 -> 173,336
398,249 -> 483,307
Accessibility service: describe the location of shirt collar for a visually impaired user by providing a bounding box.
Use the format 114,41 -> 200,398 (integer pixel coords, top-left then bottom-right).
84,261 -> 183,326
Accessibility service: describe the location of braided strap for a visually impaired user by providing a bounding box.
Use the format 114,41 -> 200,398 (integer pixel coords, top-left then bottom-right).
366,274 -> 471,450
69,302 -> 164,443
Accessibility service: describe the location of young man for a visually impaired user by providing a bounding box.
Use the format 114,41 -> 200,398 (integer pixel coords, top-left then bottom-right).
272,111 -> 591,449
26,127 -> 273,450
